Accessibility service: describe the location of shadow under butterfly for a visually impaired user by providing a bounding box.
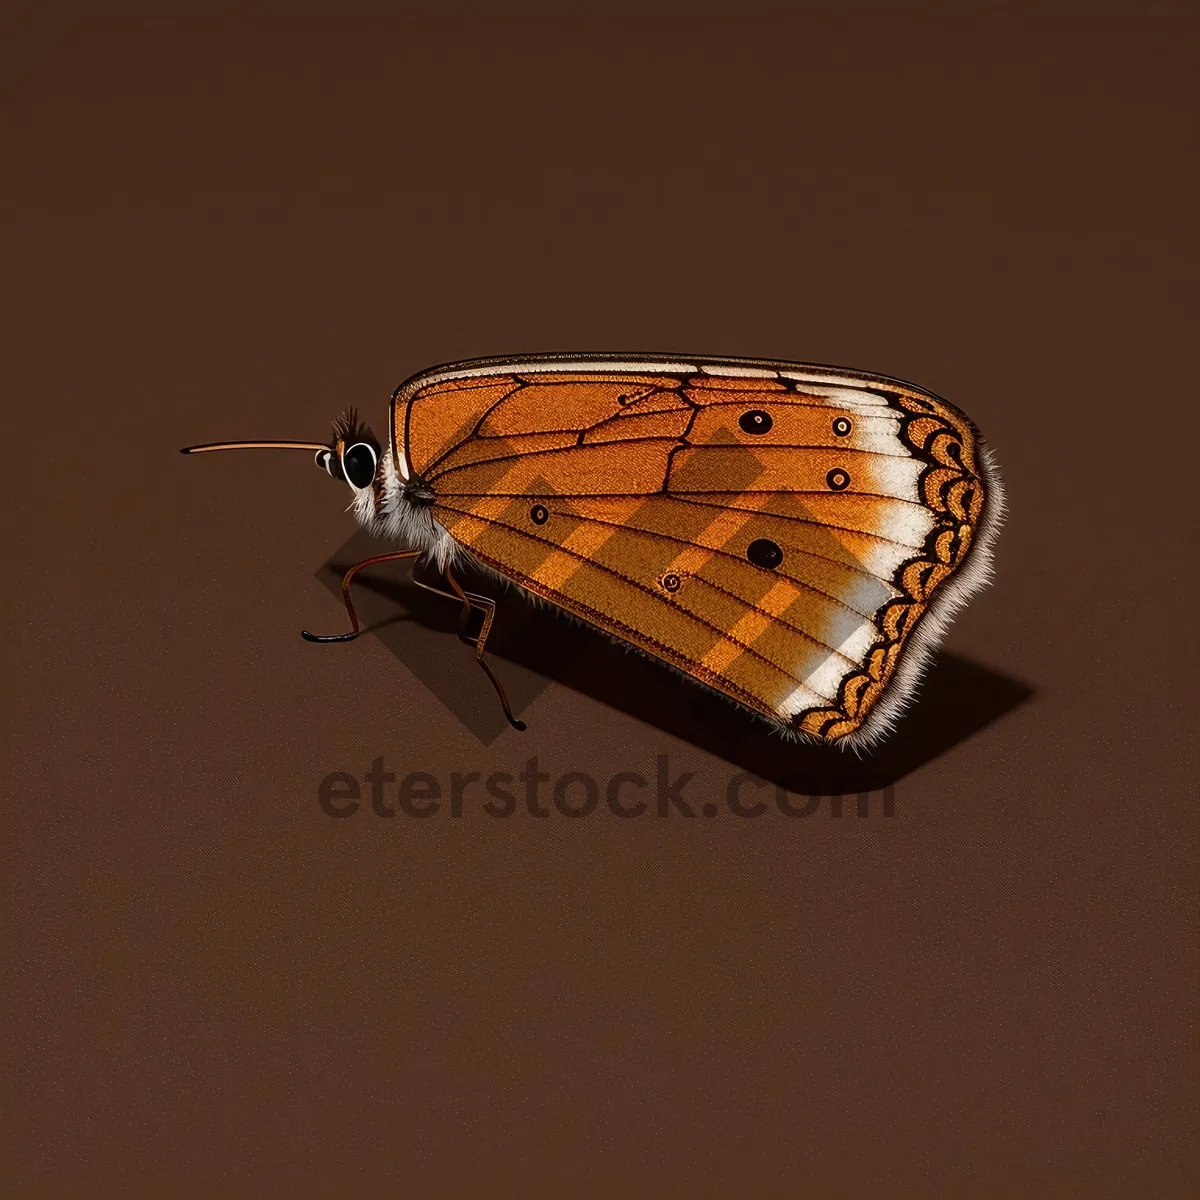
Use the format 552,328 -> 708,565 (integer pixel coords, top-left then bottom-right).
316,527 -> 1033,795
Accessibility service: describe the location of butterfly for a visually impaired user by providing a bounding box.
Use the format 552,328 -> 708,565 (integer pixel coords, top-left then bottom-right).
182,353 -> 1003,749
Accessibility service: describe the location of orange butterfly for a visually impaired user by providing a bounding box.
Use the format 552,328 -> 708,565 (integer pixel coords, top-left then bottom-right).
182,354 -> 1003,749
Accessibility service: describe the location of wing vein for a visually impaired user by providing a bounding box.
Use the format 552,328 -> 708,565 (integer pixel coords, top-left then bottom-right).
433,503 -> 862,677
420,382 -> 528,477
430,488 -> 932,546
452,503 -> 891,617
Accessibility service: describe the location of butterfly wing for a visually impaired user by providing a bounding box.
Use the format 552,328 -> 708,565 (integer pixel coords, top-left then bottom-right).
392,356 -> 1002,747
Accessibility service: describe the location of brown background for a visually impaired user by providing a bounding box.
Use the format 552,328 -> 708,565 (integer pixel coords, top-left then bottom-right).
2,2 -> 1197,1196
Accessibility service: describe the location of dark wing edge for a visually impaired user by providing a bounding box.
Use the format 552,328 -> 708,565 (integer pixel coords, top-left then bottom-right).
792,393 -> 1005,751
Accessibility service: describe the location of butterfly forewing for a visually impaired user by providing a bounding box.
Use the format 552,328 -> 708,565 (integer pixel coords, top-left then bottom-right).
393,357 -> 997,746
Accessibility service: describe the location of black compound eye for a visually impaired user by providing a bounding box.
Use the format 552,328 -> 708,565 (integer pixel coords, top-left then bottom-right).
739,409 -> 773,435
342,442 -> 378,489
317,448 -> 346,481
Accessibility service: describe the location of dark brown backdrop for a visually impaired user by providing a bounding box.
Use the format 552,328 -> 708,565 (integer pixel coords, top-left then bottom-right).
2,3 -> 1196,1196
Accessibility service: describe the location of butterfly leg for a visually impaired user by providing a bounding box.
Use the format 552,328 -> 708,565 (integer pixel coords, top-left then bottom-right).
301,549 -> 422,642
411,566 -> 527,732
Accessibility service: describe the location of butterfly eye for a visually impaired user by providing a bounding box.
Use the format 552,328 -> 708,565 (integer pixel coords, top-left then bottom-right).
342,442 -> 378,489
316,448 -> 346,481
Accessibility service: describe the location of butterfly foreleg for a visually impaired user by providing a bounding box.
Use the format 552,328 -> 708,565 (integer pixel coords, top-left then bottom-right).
301,549 -> 422,643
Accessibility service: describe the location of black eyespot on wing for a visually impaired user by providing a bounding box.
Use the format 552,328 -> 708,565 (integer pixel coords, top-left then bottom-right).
343,442 -> 378,488
530,504 -> 549,525
826,468 -> 850,491
832,417 -> 852,437
747,538 -> 783,569
739,410 -> 773,435
661,573 -> 681,593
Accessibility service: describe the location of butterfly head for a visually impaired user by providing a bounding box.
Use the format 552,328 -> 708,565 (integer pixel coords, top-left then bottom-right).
314,408 -> 383,499
182,406 -> 388,519
180,405 -> 415,539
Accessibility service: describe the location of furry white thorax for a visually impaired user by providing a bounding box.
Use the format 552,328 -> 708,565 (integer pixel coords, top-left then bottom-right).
348,445 -> 459,570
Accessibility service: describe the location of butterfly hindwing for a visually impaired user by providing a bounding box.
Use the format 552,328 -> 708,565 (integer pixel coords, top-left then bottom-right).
393,356 -> 1000,746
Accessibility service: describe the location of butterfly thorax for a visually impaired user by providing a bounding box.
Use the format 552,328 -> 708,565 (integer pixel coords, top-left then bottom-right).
402,475 -> 436,508
351,446 -> 457,568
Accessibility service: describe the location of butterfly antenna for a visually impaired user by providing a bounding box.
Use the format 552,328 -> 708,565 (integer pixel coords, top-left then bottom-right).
180,440 -> 328,454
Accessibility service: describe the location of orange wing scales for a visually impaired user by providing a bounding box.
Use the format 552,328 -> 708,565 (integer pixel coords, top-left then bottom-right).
441,510 -> 827,717
432,495 -> 875,667
394,363 -> 994,745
